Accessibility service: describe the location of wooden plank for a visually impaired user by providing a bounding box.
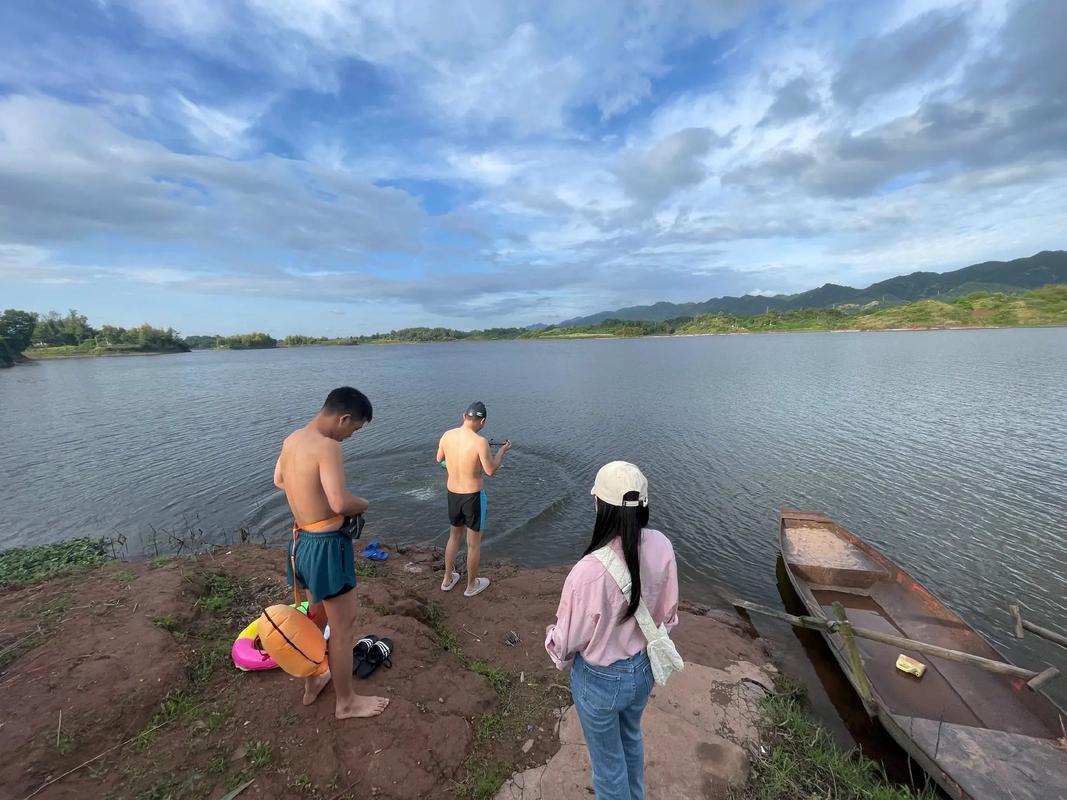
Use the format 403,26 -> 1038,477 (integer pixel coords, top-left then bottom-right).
779,509 -> 832,523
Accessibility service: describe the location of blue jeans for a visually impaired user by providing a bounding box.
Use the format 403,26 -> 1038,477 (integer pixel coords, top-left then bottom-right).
571,651 -> 654,800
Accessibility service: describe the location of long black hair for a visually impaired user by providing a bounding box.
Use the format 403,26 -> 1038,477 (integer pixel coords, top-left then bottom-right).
583,491 -> 649,620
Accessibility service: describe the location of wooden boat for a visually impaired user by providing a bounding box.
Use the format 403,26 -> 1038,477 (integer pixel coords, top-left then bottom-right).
779,509 -> 1066,800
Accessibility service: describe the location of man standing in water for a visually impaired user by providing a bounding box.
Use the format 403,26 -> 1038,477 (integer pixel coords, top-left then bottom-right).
436,401 -> 512,597
273,387 -> 389,720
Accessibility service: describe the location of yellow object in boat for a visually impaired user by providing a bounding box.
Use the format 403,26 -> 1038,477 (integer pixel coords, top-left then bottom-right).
896,654 -> 927,678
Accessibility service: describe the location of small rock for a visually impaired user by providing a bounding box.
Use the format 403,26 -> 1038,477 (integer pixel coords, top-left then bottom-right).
403,562 -> 424,575
522,738 -> 534,754
438,697 -> 444,703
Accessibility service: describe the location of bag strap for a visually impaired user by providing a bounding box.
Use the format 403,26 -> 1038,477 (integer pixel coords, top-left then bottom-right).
592,546 -> 663,644
290,524 -> 302,607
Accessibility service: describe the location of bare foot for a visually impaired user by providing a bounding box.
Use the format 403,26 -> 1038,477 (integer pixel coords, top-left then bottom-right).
303,670 -> 332,706
335,694 -> 390,719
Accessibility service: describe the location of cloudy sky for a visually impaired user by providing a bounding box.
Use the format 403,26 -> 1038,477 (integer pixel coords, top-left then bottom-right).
1,0 -> 1064,336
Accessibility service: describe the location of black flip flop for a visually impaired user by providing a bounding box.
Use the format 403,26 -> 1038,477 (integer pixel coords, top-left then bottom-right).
352,634 -> 379,674
355,637 -> 394,679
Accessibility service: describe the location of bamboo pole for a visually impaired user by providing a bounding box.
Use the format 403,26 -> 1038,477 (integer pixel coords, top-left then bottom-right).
1009,603 -> 1067,649
832,601 -> 874,713
733,599 -> 1059,687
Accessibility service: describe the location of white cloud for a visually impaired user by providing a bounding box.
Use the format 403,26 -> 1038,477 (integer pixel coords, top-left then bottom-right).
2,0 -> 1065,332
175,94 -> 266,156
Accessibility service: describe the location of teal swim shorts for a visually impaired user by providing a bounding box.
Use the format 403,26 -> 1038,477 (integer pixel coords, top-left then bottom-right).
287,531 -> 356,602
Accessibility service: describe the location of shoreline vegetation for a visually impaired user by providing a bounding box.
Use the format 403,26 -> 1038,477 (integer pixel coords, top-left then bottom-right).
0,537 -> 935,799
3,284 -> 1064,368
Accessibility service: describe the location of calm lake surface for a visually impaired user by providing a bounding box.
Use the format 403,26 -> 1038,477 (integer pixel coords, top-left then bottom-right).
3,330 -> 1065,702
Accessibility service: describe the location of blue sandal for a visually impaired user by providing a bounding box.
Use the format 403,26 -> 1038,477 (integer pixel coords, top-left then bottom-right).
361,544 -> 389,561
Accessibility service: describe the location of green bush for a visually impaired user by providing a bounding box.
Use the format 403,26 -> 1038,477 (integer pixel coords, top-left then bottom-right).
0,538 -> 108,587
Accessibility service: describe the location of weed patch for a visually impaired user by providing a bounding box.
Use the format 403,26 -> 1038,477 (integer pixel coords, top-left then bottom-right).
731,682 -> 938,800
246,739 -> 274,770
356,558 -> 381,579
188,644 -> 228,685
200,574 -> 238,614
153,615 -> 182,633
0,538 -> 107,587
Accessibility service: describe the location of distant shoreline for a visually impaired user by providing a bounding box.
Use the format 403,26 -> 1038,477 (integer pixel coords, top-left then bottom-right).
15,320 -> 1065,365
26,348 -> 181,362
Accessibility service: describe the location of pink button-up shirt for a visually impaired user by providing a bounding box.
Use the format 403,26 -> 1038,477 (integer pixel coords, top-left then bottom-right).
545,529 -> 679,669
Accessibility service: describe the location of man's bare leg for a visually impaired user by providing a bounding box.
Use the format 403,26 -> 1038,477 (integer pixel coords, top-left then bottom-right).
322,588 -> 389,719
302,591 -> 331,705
442,525 -> 464,589
465,528 -> 482,593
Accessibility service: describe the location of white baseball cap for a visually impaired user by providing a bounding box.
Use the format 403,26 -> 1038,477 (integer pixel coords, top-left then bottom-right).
591,461 -> 649,508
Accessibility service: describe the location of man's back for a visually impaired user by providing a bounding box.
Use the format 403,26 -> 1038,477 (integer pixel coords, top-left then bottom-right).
440,426 -> 488,493
278,427 -> 336,527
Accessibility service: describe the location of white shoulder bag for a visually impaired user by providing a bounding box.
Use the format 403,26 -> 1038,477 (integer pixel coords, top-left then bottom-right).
593,546 -> 684,686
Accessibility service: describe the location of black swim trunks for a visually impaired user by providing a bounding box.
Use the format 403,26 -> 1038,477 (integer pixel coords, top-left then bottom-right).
448,490 -> 486,532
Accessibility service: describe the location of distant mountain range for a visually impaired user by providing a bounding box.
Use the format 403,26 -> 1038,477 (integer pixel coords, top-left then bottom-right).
556,250 -> 1067,327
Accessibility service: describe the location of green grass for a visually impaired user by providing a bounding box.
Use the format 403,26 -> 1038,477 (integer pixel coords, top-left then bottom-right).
152,615 -> 182,633
475,713 -> 502,742
246,739 -> 274,770
110,568 -> 138,582
462,759 -> 513,800
731,682 -> 937,800
200,574 -> 238,613
286,771 -> 316,794
152,690 -> 201,726
467,660 -> 512,696
188,644 -> 228,685
355,557 -> 382,579
0,538 -> 108,587
29,342 -> 188,359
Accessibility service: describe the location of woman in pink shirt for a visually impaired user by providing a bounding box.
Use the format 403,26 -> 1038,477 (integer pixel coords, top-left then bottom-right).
545,462 -> 679,800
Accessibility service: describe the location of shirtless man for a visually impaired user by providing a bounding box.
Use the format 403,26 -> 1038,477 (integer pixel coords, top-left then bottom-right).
435,401 -> 512,597
273,387 -> 389,720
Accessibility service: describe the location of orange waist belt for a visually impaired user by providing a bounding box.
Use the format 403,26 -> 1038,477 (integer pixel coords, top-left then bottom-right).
295,514 -> 345,533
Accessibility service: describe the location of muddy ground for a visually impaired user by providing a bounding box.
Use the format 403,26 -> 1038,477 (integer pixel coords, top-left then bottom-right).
0,544 -> 770,800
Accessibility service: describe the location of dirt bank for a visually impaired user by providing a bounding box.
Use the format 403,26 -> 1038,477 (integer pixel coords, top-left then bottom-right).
0,544 -> 773,800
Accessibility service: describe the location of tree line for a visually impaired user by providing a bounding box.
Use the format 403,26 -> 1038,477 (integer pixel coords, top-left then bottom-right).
3,287 -> 1063,369
0,309 -> 189,367
184,333 -> 278,349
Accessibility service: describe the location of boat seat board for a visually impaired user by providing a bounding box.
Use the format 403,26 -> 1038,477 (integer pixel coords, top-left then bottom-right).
783,525 -> 890,589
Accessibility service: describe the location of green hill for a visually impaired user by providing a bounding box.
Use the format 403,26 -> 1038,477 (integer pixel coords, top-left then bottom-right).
558,250 -> 1067,326
673,285 -> 1067,335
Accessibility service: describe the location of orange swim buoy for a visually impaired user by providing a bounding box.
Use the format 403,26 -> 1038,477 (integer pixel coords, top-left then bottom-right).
257,604 -> 328,678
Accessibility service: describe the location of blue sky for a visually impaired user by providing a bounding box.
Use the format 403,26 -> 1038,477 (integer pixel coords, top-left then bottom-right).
1,0 -> 1065,336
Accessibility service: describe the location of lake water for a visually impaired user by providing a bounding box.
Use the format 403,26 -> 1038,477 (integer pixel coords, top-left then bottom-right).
2,330 -> 1065,705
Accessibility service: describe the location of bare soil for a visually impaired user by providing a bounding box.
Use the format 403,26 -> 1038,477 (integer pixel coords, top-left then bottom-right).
0,544 -> 767,800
